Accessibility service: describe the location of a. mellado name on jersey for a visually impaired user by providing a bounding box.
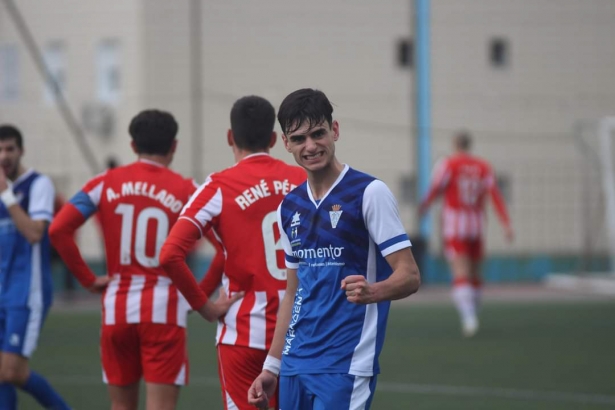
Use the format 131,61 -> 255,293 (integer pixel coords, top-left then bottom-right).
105,182 -> 184,213
234,179 -> 297,210
293,245 -> 346,267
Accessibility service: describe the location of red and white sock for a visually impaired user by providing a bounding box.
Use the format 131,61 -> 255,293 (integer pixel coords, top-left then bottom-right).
452,279 -> 475,322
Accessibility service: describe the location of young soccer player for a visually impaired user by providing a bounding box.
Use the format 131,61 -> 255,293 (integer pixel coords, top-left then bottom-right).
0,125 -> 71,409
49,110 -> 239,410
160,95 -> 306,410
418,131 -> 513,337
248,89 -> 421,410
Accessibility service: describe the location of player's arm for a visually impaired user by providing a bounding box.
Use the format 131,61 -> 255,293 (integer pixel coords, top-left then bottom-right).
418,158 -> 450,216
49,191 -> 107,291
0,172 -> 53,244
198,230 -> 225,297
487,170 -> 514,242
248,267 -> 297,407
343,248 -> 420,303
343,180 -> 421,304
160,218 -> 242,322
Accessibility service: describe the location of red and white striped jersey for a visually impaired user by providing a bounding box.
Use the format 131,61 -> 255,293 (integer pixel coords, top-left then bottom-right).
52,160 -> 197,327
180,153 -> 306,349
421,153 -> 510,240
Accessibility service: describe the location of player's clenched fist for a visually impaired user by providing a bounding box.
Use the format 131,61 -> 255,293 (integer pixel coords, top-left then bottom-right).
341,275 -> 375,304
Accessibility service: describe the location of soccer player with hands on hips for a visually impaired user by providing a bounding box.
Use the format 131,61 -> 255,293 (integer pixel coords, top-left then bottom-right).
247,89 -> 421,410
160,95 -> 306,410
49,110 -> 240,410
418,131 -> 513,337
0,125 -> 71,409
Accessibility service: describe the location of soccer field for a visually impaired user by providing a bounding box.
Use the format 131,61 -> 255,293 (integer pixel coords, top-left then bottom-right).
18,293 -> 615,410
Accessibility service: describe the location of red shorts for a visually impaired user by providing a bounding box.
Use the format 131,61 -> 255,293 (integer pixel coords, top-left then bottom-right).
217,344 -> 277,410
101,323 -> 189,386
444,238 -> 483,261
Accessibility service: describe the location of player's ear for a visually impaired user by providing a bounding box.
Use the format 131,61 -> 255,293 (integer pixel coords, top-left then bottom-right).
130,141 -> 138,154
332,120 -> 340,141
227,129 -> 234,147
281,134 -> 291,152
170,140 -> 178,153
269,132 -> 277,149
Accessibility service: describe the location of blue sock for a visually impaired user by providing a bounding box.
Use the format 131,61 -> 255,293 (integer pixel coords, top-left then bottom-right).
20,371 -> 70,410
0,382 -> 17,409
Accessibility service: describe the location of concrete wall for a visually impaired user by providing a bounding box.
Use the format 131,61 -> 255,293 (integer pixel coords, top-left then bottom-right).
1,0 -> 614,261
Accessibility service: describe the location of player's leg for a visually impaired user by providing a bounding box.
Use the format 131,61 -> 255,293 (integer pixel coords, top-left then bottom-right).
144,383 -> 180,410
140,323 -> 187,410
0,309 -> 17,409
101,323 -> 142,410
107,383 -> 140,410
446,240 -> 478,337
0,306 -> 71,409
303,373 -> 377,410
217,344 -> 277,410
468,239 -> 484,315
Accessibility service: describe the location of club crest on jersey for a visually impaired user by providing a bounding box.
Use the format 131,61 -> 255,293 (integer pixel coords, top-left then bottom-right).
329,204 -> 343,229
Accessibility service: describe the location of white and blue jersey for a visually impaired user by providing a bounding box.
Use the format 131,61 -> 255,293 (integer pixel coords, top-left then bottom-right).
0,169 -> 55,356
277,165 -> 411,378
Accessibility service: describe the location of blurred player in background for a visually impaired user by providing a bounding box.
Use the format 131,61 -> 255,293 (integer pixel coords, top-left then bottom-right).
0,125 -> 71,409
49,110 -> 239,410
160,95 -> 306,410
248,89 -> 421,410
419,131 -> 514,337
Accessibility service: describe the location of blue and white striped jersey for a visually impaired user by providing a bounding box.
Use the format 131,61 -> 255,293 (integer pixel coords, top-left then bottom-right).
277,165 -> 411,377
0,170 -> 55,308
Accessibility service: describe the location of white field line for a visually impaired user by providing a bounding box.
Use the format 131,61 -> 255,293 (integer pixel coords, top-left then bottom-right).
49,376 -> 615,405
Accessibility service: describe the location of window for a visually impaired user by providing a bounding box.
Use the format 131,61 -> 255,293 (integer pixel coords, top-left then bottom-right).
489,37 -> 509,68
397,38 -> 413,68
0,44 -> 20,102
96,39 -> 121,103
43,41 -> 67,104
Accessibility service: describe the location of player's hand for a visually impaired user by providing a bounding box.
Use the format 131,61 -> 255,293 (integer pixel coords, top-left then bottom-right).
248,370 -> 277,409
87,276 -> 110,293
198,288 -> 244,321
341,275 -> 375,304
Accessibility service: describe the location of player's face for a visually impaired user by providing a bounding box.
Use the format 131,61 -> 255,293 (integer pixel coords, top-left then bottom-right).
283,120 -> 339,173
0,138 -> 23,181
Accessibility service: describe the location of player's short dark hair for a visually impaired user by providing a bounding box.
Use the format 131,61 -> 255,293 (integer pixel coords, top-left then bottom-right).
278,89 -> 333,135
455,131 -> 472,151
230,96 -> 276,151
128,110 -> 178,155
0,124 -> 23,149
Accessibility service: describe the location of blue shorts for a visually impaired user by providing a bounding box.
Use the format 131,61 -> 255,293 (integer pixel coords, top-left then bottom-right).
279,373 -> 377,410
0,306 -> 49,358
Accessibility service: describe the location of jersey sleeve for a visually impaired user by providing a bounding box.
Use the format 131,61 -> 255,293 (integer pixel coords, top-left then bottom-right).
485,166 -> 511,227
419,157 -> 451,209
199,230 -> 225,297
49,203 -> 98,288
179,174 -> 222,236
277,201 -> 299,269
363,180 -> 411,257
28,174 -> 55,222
160,218 -> 209,310
69,174 -> 106,219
